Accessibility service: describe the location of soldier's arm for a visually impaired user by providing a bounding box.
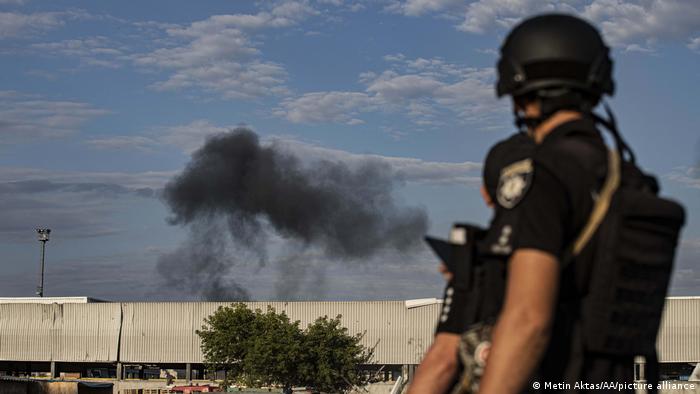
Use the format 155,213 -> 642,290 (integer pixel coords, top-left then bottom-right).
407,332 -> 461,394
478,249 -> 559,394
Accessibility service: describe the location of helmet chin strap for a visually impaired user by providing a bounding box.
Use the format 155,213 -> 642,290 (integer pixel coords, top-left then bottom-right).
513,108 -> 542,133
513,89 -> 594,133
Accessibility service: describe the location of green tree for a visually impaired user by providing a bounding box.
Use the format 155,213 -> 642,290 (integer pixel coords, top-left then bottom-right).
242,306 -> 303,389
299,315 -> 374,392
197,304 -> 373,392
196,303 -> 257,385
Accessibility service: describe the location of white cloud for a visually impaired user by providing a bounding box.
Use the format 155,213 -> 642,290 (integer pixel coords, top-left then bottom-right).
689,36 -> 700,51
347,3 -> 366,12
389,0 -> 700,52
0,166 -> 174,241
387,0 -> 567,32
623,43 -> 656,53
387,0 -> 464,16
666,166 -> 700,189
317,0 -> 344,6
85,119 -> 236,154
157,119 -> 232,153
271,137 -> 482,185
276,92 -> 376,124
0,10 -> 89,38
435,73 -> 505,122
133,1 -> 319,99
131,20 -> 181,32
383,53 -> 406,62
458,0 -> 564,33
680,238 -> 700,249
0,11 -> 64,38
276,56 -> 505,127
0,91 -> 109,142
0,167 -> 174,191
31,36 -> 126,68
165,1 -> 316,37
24,69 -> 58,80
476,48 -> 498,55
367,73 -> 444,101
669,237 -> 700,295
581,0 -> 700,48
85,136 -> 158,152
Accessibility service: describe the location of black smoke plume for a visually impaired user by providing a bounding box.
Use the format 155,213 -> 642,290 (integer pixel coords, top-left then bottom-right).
157,222 -> 250,301
157,128 -> 428,300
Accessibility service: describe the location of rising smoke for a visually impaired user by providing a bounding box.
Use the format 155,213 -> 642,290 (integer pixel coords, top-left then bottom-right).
157,128 -> 428,300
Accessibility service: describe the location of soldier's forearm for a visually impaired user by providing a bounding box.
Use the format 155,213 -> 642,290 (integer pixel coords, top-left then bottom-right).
478,307 -> 551,394
407,333 -> 460,394
479,249 -> 558,394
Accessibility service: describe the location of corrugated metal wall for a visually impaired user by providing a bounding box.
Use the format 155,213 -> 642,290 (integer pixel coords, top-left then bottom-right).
1,299 -> 699,365
657,297 -> 700,363
0,303 -> 121,362
119,301 -> 440,364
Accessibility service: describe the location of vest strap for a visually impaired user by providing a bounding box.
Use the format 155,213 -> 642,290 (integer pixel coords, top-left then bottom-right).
569,148 -> 620,260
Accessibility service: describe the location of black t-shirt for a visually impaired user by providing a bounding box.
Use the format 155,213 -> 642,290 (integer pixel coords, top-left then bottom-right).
491,118 -> 605,259
436,132 -> 535,335
486,118 -> 636,393
483,132 -> 534,201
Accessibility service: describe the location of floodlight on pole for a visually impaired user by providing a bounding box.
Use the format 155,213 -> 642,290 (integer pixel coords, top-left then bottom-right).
36,228 -> 51,297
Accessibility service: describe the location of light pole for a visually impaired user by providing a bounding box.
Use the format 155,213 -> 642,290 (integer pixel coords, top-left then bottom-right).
36,228 -> 51,297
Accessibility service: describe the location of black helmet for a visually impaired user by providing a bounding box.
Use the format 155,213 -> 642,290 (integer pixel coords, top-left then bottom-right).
496,14 -> 614,100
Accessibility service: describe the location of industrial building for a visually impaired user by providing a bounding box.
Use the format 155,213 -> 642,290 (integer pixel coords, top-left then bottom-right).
0,297 -> 699,387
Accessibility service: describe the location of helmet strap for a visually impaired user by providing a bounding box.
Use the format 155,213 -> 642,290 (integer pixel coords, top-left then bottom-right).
513,108 -> 542,132
513,89 -> 594,133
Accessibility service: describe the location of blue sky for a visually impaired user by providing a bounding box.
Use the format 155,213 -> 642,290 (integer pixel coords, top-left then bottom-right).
0,0 -> 698,301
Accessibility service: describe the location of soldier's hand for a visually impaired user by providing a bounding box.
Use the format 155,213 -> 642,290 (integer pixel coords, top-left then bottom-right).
438,263 -> 453,282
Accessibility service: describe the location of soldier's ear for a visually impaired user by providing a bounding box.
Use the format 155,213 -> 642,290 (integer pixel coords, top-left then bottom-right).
513,94 -> 540,116
512,97 -> 524,111
480,184 -> 494,208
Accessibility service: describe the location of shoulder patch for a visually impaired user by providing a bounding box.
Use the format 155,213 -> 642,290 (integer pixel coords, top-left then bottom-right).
497,158 -> 533,209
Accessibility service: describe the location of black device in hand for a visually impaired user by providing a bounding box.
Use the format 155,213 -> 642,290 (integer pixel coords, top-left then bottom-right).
424,223 -> 486,285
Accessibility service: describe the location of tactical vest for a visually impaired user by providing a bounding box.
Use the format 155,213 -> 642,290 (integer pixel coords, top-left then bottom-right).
551,122 -> 686,356
574,153 -> 686,356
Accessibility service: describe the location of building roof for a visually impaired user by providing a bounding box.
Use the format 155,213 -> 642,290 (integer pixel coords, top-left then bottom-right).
0,296 -> 104,304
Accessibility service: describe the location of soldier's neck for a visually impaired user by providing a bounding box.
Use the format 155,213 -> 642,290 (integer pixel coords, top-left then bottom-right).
531,110 -> 582,144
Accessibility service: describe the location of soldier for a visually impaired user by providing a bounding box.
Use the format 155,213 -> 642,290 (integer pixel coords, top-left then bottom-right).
478,13 -> 681,394
407,131 -> 534,394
